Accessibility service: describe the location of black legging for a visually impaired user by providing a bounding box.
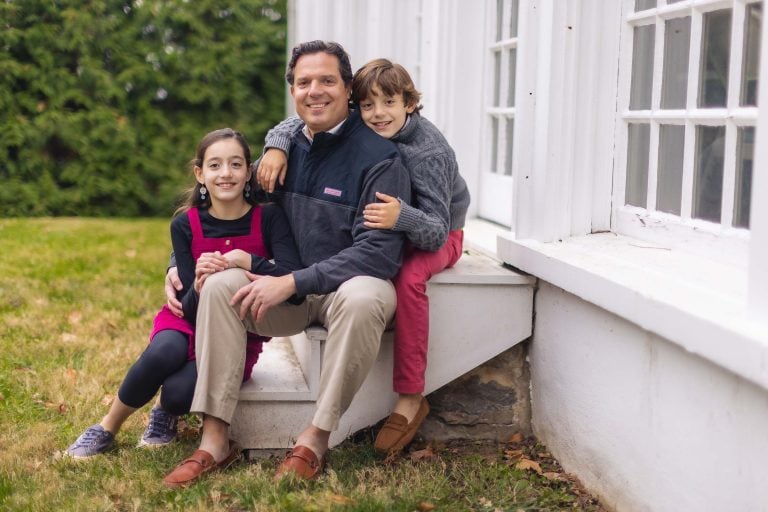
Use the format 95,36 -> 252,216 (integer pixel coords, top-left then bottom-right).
117,329 -> 197,416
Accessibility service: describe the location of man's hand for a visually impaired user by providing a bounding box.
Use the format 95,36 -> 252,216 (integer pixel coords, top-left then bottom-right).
230,273 -> 297,323
363,192 -> 401,229
165,267 -> 183,317
256,148 -> 288,193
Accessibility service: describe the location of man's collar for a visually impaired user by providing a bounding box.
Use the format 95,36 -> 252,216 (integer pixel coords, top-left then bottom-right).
302,117 -> 348,144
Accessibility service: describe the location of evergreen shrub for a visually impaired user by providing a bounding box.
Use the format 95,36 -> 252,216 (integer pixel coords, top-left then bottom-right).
0,0 -> 287,217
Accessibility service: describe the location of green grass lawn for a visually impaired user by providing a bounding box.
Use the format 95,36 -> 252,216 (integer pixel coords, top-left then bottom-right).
0,217 -> 603,511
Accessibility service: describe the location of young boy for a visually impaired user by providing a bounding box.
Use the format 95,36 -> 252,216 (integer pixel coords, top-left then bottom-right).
258,58 -> 470,456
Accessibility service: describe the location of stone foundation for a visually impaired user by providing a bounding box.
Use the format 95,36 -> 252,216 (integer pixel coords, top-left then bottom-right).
420,340 -> 531,442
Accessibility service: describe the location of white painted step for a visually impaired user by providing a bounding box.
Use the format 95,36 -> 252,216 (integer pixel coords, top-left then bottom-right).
230,251 -> 535,449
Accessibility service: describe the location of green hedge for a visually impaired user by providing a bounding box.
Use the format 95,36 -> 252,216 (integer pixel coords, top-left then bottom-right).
0,0 -> 287,217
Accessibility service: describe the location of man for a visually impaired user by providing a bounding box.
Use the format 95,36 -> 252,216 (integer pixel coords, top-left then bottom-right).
162,40 -> 410,486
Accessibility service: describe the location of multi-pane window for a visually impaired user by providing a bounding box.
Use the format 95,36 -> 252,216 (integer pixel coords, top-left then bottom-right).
488,0 -> 518,177
621,0 -> 761,230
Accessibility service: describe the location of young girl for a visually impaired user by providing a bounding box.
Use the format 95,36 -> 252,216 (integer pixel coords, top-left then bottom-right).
257,59 -> 470,456
66,128 -> 302,458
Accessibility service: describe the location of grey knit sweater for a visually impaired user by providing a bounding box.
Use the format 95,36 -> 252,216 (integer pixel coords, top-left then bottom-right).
264,113 -> 470,251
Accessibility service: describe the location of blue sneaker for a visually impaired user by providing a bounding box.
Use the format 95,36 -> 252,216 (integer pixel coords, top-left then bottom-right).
138,407 -> 178,448
66,425 -> 115,458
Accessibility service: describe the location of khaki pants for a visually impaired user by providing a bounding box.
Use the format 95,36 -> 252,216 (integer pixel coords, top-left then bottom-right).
190,269 -> 396,431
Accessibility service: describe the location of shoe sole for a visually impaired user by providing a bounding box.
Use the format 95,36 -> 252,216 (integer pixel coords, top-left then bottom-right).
137,438 -> 175,448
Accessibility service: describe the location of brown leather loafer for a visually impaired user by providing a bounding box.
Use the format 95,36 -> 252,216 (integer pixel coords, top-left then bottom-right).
374,397 -> 430,455
273,445 -> 325,482
163,441 -> 241,488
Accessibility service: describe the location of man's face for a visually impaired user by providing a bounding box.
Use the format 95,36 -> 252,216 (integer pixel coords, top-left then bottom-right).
290,52 -> 351,137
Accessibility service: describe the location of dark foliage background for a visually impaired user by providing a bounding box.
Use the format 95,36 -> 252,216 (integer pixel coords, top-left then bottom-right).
0,0 -> 287,217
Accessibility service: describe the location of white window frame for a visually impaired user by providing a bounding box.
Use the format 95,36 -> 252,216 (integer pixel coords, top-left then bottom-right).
478,0 -> 520,227
612,0 -> 761,265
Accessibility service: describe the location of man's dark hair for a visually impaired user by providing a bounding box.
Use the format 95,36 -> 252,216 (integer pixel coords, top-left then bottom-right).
285,40 -> 353,87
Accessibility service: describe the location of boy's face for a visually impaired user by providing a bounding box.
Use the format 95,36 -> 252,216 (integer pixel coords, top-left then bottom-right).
358,86 -> 416,139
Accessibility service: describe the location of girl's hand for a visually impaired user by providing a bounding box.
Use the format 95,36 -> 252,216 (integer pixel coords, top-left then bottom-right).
256,149 -> 288,193
194,251 -> 228,292
223,249 -> 250,270
363,192 -> 401,229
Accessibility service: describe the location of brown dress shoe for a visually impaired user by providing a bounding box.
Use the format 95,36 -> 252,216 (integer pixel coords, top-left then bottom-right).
273,445 -> 325,482
163,442 -> 241,488
374,397 -> 430,455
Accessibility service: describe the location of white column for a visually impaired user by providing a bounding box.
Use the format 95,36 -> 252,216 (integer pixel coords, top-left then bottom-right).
748,7 -> 768,321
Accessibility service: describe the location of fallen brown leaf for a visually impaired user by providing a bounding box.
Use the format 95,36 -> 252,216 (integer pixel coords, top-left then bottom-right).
515,458 -> 543,474
543,471 -> 563,481
507,432 -> 524,443
503,448 -> 524,461
101,394 -> 115,406
328,494 -> 355,505
417,502 -> 436,511
65,368 -> 78,385
410,445 -> 437,462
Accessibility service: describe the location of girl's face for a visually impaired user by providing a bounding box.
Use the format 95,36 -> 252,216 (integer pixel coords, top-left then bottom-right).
194,138 -> 251,207
358,85 -> 416,139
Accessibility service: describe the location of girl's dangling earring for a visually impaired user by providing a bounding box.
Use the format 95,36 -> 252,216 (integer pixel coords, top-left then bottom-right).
244,183 -> 251,198
199,186 -> 207,201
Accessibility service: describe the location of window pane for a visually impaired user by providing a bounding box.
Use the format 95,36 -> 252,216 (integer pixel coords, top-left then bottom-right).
491,117 -> 499,173
630,25 -> 655,110
496,0 -> 504,41
733,127 -> 754,228
693,125 -> 725,222
656,125 -> 685,215
493,51 -> 501,106
507,49 -> 517,107
626,124 -> 650,207
698,9 -> 732,108
635,0 -> 656,11
741,4 -> 762,106
661,17 -> 691,109
504,118 -> 514,176
509,0 -> 519,39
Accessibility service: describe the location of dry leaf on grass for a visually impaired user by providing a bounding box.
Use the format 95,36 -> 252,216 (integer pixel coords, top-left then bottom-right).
65,368 -> 78,385
515,458 -> 543,474
101,394 -> 114,406
410,445 -> 437,462
68,312 -> 82,324
543,471 -> 563,481
507,432 -> 524,444
177,418 -> 201,440
503,448 -> 524,461
417,502 -> 436,511
328,494 -> 355,505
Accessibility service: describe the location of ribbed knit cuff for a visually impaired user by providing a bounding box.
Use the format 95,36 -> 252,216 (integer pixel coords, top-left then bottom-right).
393,200 -> 421,233
264,134 -> 293,155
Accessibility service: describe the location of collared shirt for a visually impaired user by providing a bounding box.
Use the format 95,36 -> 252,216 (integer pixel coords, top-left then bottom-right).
302,117 -> 347,143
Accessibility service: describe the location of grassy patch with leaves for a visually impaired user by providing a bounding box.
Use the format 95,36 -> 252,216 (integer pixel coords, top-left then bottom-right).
0,217 -> 604,511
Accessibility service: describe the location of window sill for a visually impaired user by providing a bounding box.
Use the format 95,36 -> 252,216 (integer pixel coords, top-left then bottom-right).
497,231 -> 768,391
